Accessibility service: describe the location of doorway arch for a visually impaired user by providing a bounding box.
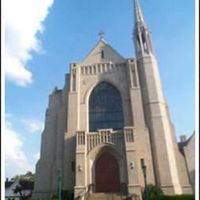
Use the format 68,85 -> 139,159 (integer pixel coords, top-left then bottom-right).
95,152 -> 120,193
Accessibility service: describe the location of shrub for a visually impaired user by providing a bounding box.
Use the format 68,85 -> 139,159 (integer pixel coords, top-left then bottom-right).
143,184 -> 163,200
158,194 -> 195,200
61,190 -> 74,200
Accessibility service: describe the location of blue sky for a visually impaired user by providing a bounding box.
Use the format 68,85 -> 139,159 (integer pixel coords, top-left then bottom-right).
4,0 -> 195,178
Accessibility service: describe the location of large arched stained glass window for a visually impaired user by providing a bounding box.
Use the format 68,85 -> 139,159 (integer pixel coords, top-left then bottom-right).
89,82 -> 124,132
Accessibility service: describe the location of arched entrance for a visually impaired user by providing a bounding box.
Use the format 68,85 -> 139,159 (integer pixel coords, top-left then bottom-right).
95,152 -> 120,193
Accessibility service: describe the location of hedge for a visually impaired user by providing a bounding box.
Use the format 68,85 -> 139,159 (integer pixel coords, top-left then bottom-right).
158,194 -> 195,200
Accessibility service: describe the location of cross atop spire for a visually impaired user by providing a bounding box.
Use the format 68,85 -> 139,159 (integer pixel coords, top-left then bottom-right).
134,0 -> 145,26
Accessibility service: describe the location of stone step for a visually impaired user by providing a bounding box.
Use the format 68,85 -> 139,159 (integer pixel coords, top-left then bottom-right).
87,193 -> 124,200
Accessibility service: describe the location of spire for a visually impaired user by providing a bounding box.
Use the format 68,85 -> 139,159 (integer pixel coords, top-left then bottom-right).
134,0 -> 145,26
133,0 -> 153,56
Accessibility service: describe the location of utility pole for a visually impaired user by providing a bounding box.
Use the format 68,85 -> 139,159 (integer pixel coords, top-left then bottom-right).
141,159 -> 148,200
57,168 -> 62,200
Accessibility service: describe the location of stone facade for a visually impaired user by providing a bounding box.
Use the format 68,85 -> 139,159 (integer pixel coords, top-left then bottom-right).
33,0 -> 193,199
179,133 -> 195,193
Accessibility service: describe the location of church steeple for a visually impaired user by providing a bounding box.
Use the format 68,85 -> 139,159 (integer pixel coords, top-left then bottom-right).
134,0 -> 145,26
133,0 -> 153,56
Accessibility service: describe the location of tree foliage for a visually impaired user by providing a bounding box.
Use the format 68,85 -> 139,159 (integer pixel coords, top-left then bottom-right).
11,172 -> 34,200
11,171 -> 34,181
13,179 -> 34,200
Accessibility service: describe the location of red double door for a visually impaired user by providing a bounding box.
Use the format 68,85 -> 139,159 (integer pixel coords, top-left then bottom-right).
95,152 -> 120,193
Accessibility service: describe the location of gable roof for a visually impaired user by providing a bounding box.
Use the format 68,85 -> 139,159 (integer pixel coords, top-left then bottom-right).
82,39 -> 125,64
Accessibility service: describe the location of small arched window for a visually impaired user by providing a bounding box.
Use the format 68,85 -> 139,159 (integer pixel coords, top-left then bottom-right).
89,82 -> 124,132
101,50 -> 104,59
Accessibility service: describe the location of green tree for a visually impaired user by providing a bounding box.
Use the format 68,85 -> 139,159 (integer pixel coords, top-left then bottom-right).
11,172 -> 34,200
11,171 -> 34,181
13,179 -> 34,200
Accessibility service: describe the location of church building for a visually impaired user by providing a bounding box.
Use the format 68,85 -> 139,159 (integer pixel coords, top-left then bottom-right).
33,0 -> 193,199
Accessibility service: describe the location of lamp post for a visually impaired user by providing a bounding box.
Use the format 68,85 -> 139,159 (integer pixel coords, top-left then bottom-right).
57,168 -> 62,200
141,159 -> 148,200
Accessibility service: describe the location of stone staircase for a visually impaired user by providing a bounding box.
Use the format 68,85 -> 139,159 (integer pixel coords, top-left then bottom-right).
86,193 -> 125,200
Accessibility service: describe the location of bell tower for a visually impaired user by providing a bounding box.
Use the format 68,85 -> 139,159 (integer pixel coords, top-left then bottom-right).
133,0 -> 192,194
134,0 -> 153,56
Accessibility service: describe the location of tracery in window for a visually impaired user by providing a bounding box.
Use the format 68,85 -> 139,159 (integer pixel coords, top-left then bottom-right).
89,82 -> 124,132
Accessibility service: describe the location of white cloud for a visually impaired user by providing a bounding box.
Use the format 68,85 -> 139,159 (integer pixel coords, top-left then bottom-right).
5,121 -> 33,178
22,119 -> 44,133
5,113 -> 13,119
4,0 -> 54,86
